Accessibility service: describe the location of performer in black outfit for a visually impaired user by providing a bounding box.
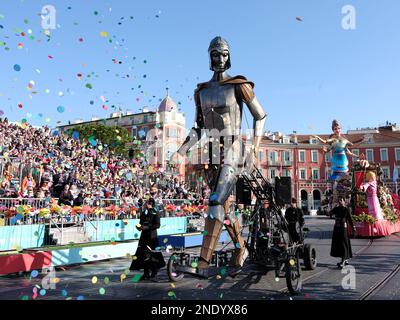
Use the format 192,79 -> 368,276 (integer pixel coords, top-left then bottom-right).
330,196 -> 356,269
130,198 -> 166,281
259,200 -> 272,233
285,198 -> 305,243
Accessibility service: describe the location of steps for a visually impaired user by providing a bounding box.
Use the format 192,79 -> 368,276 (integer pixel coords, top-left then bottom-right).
50,224 -> 90,245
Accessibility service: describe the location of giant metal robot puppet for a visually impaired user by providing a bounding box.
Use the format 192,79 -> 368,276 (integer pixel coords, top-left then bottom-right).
175,37 -> 267,277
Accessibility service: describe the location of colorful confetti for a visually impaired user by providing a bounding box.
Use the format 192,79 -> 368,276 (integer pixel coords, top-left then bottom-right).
131,274 -> 141,282
31,270 -> 39,278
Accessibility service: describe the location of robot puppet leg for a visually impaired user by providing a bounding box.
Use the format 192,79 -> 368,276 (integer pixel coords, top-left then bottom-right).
224,219 -> 248,267
198,211 -> 224,269
212,165 -> 248,267
198,165 -> 237,270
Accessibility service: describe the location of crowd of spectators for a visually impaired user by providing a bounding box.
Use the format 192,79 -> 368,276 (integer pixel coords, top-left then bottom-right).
0,118 -> 209,209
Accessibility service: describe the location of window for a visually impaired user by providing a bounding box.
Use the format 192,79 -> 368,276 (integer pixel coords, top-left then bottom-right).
326,168 -> 331,180
366,149 -> 374,162
144,115 -> 151,123
312,150 -> 318,163
325,152 -> 332,163
380,149 -> 388,162
352,149 -> 359,162
167,128 -> 178,138
312,168 -> 319,180
395,166 -> 400,180
299,150 -> 305,162
258,151 -> 264,163
282,169 -> 291,177
283,137 -> 290,144
270,169 -> 277,180
364,134 -> 374,144
310,138 -> 318,144
396,148 -> 400,161
131,127 -> 137,138
269,151 -> 278,164
283,151 -> 291,162
381,167 -> 390,180
299,168 -> 307,180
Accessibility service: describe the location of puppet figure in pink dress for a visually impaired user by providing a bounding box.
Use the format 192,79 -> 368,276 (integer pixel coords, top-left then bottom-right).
360,171 -> 384,220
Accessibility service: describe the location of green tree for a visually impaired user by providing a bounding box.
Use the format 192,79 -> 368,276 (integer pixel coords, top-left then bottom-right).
66,124 -> 131,155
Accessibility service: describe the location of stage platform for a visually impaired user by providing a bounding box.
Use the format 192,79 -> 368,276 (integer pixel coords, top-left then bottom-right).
0,231 -> 228,275
354,220 -> 400,237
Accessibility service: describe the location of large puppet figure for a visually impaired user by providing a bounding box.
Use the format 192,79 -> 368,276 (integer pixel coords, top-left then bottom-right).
174,37 -> 267,277
313,120 -> 360,184
360,171 -> 384,220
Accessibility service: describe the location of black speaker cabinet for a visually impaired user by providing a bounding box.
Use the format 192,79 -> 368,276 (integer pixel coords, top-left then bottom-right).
236,177 -> 252,205
275,176 -> 292,206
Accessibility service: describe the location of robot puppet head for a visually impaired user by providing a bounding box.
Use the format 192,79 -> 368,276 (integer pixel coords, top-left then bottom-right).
208,36 -> 231,72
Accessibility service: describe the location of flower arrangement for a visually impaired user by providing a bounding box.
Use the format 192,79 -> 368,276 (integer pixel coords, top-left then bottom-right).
352,213 -> 376,224
165,204 -> 177,213
104,205 -> 119,216
3,207 -> 16,218
71,206 -> 83,215
94,208 -> 104,215
50,203 -> 61,214
383,207 -> 399,224
38,208 -> 50,218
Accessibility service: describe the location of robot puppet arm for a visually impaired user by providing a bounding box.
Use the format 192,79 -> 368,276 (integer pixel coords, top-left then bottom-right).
237,83 -> 267,148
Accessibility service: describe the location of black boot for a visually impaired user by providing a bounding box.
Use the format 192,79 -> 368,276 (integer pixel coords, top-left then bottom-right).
140,270 -> 150,281
150,269 -> 158,282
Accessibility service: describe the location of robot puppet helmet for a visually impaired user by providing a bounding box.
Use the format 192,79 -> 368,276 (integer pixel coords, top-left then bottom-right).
208,36 -> 231,71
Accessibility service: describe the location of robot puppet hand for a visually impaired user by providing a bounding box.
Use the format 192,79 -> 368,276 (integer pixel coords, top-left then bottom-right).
244,146 -> 258,171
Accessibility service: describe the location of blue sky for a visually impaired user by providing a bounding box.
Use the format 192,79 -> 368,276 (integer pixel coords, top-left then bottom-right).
0,0 -> 399,135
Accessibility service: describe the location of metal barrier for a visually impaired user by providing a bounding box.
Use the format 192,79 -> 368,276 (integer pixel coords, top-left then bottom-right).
0,197 -> 54,209
100,198 -> 122,207
0,198 -> 204,226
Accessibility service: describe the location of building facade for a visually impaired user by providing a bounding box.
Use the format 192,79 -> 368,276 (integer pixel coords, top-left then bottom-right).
258,124 -> 400,212
57,95 -> 187,179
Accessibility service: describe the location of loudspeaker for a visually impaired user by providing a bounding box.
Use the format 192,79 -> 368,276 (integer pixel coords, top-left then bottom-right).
236,177 -> 252,205
275,176 -> 292,206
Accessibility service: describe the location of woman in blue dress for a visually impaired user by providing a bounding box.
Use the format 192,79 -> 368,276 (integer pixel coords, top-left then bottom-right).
313,120 -> 361,182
